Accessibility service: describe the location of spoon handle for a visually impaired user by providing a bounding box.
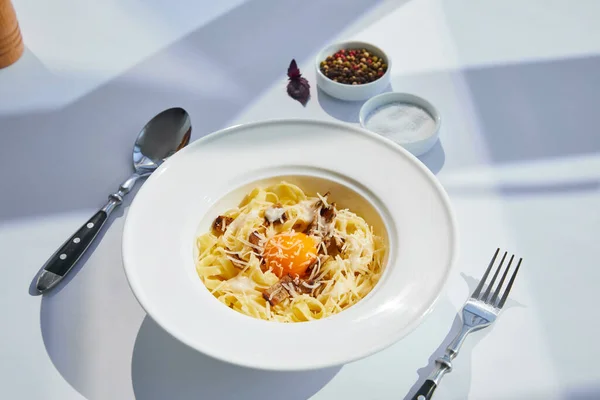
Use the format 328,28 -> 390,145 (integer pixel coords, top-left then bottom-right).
36,210 -> 109,290
36,173 -> 143,293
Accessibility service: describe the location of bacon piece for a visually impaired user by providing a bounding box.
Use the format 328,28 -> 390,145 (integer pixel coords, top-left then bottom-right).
212,215 -> 233,236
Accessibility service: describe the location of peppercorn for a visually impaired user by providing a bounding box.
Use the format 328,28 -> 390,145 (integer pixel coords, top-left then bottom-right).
319,47 -> 388,85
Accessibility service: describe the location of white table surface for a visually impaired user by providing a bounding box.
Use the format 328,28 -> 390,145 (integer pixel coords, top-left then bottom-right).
2,0 -> 600,399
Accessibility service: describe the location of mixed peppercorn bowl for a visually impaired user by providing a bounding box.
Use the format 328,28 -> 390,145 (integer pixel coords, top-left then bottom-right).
315,41 -> 392,101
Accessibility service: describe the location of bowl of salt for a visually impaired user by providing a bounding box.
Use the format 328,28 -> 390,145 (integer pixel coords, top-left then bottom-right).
359,92 -> 441,157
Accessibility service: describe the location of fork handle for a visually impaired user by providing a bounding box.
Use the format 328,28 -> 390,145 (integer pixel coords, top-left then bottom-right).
409,325 -> 472,399
411,379 -> 437,400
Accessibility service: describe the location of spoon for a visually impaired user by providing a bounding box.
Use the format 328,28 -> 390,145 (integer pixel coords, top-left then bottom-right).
36,107 -> 192,294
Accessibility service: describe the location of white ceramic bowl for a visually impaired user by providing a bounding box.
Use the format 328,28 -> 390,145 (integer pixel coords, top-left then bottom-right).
359,92 -> 441,157
315,41 -> 392,101
122,119 -> 458,371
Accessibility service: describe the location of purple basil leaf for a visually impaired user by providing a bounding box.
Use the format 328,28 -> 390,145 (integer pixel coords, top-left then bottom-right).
286,59 -> 311,106
288,59 -> 301,79
287,78 -> 310,106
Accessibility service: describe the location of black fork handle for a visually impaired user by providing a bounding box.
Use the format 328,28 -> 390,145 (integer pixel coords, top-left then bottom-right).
411,380 -> 437,400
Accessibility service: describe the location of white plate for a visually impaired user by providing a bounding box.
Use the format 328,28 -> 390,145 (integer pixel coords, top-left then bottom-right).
122,119 -> 458,371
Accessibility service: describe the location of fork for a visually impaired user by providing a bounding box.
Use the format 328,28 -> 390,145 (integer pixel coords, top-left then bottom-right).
410,248 -> 522,400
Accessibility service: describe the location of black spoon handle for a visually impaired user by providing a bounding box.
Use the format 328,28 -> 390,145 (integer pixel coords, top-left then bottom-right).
411,379 -> 437,400
41,210 -> 108,277
36,174 -> 143,293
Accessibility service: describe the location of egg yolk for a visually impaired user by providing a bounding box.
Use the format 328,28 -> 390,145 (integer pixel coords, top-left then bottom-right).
263,232 -> 317,278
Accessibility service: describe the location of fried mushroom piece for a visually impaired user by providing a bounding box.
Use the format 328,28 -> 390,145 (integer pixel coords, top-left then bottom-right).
262,274 -> 316,306
249,231 -> 261,247
319,202 -> 336,223
263,275 -> 294,306
306,196 -> 337,249
212,215 -> 234,236
248,231 -> 263,256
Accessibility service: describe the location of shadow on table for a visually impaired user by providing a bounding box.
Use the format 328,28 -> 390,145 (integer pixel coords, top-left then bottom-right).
561,386 -> 600,400
403,273 -> 526,400
131,316 -> 341,400
460,55 -> 600,167
417,140 -> 445,175
383,54 -> 600,173
0,0 -> 391,226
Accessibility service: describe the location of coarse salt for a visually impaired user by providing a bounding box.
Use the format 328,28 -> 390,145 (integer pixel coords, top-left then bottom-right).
365,102 -> 436,143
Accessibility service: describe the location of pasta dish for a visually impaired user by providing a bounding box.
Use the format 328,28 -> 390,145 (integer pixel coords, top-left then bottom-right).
195,182 -> 385,322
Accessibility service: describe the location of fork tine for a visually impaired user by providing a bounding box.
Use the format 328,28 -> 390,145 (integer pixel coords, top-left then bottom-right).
482,251 -> 507,302
471,248 -> 499,299
490,254 -> 514,306
498,258 -> 522,308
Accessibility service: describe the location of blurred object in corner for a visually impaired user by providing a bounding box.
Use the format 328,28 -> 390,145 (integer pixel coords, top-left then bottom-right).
0,0 -> 24,69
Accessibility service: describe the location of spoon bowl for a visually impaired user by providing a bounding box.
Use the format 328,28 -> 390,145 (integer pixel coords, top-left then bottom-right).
134,107 -> 192,173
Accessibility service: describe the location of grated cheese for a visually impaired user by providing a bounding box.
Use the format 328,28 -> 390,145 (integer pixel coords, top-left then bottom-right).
227,275 -> 256,293
265,206 -> 285,223
226,254 -> 248,267
297,199 -> 318,222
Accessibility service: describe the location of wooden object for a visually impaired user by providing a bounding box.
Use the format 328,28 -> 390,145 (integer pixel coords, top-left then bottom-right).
0,0 -> 23,68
